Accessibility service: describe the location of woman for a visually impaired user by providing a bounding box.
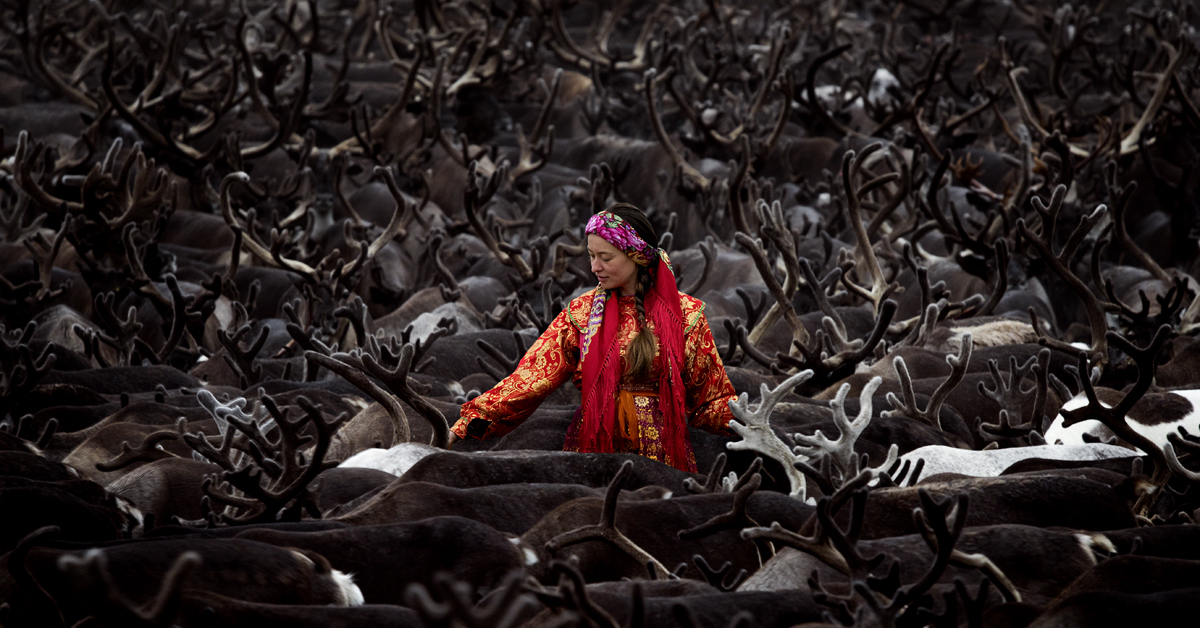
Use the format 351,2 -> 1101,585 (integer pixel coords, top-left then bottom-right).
448,203 -> 737,472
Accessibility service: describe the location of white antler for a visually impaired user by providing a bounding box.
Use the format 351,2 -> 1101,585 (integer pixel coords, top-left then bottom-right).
794,376 -> 892,483
727,370 -> 814,499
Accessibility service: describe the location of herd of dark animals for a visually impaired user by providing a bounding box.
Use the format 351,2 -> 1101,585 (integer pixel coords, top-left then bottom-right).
1,0 -> 1200,625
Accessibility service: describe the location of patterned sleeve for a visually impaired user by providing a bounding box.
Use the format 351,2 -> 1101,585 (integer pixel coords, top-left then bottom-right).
683,308 -> 737,434
451,308 -> 580,441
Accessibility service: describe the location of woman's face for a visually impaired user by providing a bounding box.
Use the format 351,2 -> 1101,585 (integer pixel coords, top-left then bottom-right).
588,234 -> 639,295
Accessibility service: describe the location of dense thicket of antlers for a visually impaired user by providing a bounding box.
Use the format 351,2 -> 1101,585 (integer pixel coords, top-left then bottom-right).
2,0 -> 1200,624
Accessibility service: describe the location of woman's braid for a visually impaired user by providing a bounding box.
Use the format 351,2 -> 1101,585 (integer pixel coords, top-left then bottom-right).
626,266 -> 658,378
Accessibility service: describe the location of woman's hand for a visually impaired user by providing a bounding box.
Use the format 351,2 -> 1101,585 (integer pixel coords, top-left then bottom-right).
447,431 -> 460,448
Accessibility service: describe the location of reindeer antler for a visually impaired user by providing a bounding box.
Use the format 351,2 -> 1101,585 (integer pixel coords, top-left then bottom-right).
883,334 -> 974,430
838,143 -> 902,314
545,460 -> 674,580
1016,184 -> 1113,365
796,376 -> 898,485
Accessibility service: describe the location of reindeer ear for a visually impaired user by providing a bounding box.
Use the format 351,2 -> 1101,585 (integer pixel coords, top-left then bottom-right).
955,250 -> 989,279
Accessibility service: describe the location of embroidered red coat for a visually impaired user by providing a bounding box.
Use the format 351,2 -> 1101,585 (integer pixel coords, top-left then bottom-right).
451,287 -> 737,467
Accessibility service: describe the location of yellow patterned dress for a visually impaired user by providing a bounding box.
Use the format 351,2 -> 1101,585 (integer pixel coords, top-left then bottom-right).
451,287 -> 737,471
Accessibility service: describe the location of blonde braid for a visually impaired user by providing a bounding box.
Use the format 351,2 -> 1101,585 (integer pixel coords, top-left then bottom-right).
625,266 -> 658,379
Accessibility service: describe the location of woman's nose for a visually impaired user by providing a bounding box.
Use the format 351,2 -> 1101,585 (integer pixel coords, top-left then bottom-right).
590,258 -> 601,273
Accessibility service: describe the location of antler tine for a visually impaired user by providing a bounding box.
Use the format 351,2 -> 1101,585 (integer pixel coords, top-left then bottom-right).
403,582 -> 454,627
217,324 -> 268,388
733,230 -> 807,349
207,395 -> 347,524
977,351 -> 1037,410
816,487 -> 882,578
120,222 -> 174,312
509,70 -> 560,184
546,460 -> 673,580
1119,39 -> 1190,156
979,409 -> 1038,443
272,396 -> 347,493
425,569 -> 535,628
1030,347 -> 1052,432
678,236 -> 719,296
546,560 -> 620,628
95,430 -> 181,472
186,390 -> 256,473
463,160 -> 536,283
584,162 -> 615,215
726,370 -> 814,499
745,472 -> 878,578
742,518 -> 851,576
14,131 -> 84,213
683,452 -> 728,495
778,300 -> 898,387
799,258 -> 844,333
23,213 -> 73,303
156,275 -> 200,364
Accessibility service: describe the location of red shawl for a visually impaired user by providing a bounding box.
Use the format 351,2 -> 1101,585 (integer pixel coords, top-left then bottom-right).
578,255 -> 690,467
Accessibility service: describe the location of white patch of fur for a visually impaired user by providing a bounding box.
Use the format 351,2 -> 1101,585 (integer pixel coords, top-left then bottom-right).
868,68 -> 900,111
331,569 -> 365,606
339,442 -> 441,477
1045,393 -> 1117,446
1077,533 -> 1116,564
898,443 -> 1135,483
409,303 -> 481,345
660,491 -> 672,499
114,497 -> 145,538
444,380 -> 466,399
508,537 -> 539,566
1046,390 -> 1200,451
930,320 -> 1036,353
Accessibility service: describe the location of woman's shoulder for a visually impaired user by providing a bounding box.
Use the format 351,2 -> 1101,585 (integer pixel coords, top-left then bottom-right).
564,286 -> 603,332
679,293 -> 707,333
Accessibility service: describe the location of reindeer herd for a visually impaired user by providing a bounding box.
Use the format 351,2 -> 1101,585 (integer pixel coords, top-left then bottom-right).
1,0 -> 1200,625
